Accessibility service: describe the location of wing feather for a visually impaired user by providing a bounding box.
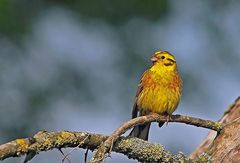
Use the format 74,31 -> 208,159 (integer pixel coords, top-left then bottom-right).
131,70 -> 150,119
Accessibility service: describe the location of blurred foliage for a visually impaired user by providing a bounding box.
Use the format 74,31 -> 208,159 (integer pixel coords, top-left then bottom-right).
0,0 -> 168,40
0,0 -> 30,39
0,1 -> 240,163
0,0 -> 170,140
61,0 -> 169,23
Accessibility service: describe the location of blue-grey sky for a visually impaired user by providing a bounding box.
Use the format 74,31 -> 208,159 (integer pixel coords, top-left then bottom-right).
1,1 -> 240,163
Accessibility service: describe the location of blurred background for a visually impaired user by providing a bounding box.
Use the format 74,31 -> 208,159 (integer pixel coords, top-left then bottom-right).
0,0 -> 240,162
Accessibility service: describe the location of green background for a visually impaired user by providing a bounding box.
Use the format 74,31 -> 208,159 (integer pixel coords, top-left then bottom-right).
1,0 -> 240,162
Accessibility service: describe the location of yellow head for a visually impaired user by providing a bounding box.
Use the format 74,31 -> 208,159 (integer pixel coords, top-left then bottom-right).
150,51 -> 177,71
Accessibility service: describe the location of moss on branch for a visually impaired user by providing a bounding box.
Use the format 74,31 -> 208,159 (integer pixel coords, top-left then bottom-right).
90,113 -> 223,163
0,130 -> 191,163
0,113 -> 225,163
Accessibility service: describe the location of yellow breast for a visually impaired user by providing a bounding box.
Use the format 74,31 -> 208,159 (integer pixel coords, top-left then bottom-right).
136,69 -> 182,115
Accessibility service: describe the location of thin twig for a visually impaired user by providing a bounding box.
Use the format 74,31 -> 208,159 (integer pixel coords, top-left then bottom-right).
90,113 -> 223,163
62,135 -> 89,163
59,148 -> 71,163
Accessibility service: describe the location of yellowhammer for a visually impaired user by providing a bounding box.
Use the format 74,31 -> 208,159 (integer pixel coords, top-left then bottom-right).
129,50 -> 182,140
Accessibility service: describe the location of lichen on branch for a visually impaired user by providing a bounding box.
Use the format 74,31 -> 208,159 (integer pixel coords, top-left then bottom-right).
1,106 -> 236,163
90,113 -> 223,163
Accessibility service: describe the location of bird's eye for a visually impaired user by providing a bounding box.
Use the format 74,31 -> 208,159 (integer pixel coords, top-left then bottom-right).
161,56 -> 165,59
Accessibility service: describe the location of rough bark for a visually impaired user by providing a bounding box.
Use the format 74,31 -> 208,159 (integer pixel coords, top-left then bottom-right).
90,113 -> 222,163
0,131 -> 189,162
190,97 -> 240,163
0,97 -> 239,163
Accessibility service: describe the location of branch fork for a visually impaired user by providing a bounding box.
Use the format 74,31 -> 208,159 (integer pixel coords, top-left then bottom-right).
90,113 -> 223,163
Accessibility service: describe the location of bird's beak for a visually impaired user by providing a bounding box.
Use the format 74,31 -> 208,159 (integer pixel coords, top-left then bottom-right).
150,56 -> 158,62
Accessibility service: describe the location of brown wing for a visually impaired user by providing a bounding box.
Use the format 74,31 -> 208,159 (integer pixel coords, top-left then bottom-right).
131,70 -> 150,119
131,85 -> 143,119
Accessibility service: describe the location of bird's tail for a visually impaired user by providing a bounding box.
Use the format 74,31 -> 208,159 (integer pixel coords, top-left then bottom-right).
129,123 -> 151,141
129,122 -> 164,140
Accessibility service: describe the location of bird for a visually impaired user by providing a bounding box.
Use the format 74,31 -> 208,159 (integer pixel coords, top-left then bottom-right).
129,50 -> 182,141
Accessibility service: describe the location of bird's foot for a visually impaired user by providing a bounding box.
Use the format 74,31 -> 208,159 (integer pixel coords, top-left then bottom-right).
165,114 -> 171,126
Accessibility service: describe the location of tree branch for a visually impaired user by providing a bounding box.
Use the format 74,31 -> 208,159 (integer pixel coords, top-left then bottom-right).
0,130 -> 187,162
0,131 -> 105,161
0,114 -> 222,162
190,97 -> 240,162
90,113 -> 223,163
